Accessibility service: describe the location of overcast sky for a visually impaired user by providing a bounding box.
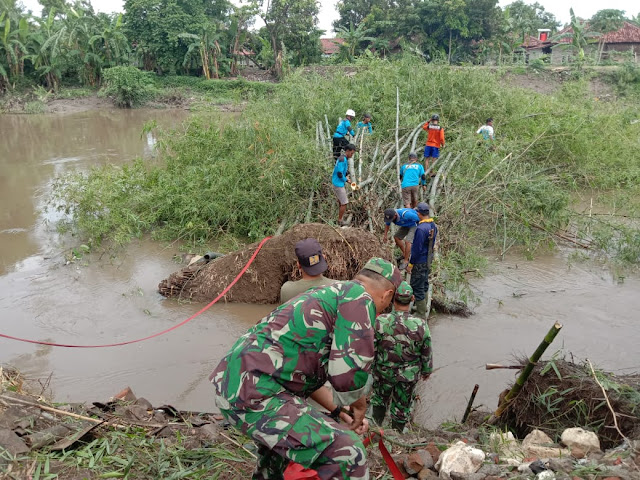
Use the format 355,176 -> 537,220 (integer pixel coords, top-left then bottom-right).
19,0 -> 640,35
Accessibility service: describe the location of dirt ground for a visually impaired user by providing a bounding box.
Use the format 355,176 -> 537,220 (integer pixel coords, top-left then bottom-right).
501,69 -> 616,99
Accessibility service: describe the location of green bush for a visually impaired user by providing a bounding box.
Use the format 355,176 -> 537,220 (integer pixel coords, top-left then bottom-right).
101,66 -> 156,108
55,56 -> 640,265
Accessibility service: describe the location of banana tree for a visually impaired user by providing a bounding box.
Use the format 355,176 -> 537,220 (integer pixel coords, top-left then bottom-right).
179,25 -> 225,79
335,22 -> 374,61
1,12 -> 28,80
551,8 -> 600,68
89,13 -> 129,67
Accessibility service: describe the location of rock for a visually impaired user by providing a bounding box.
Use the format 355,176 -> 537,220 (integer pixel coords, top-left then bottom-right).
196,423 -> 220,444
404,450 -> 434,474
536,471 -> 556,480
25,424 -> 72,450
523,429 -> 571,458
478,464 -> 505,476
425,441 -> 442,463
561,428 -> 600,455
530,460 -> 548,474
435,441 -> 485,480
489,431 -> 522,460
417,468 -> 438,480
570,446 -> 586,459
450,473 -> 485,480
517,463 -> 533,475
134,397 -> 153,411
112,386 -> 136,403
0,428 -> 30,455
547,458 -> 575,474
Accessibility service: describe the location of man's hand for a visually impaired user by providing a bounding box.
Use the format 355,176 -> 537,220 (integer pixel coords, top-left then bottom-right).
339,408 -> 370,435
348,396 -> 367,432
407,264 -> 413,274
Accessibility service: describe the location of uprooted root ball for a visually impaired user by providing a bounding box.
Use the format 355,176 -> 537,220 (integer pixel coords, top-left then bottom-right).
158,223 -> 391,304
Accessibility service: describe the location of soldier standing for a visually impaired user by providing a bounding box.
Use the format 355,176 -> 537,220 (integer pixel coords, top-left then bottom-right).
370,281 -> 433,433
210,258 -> 402,480
407,202 -> 438,318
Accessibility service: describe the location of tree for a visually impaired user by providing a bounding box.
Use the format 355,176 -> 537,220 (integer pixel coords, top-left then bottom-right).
335,22 -> 374,60
503,0 -> 560,43
256,0 -> 320,75
179,22 -> 225,78
552,8 -> 600,68
440,0 -> 469,64
89,13 -> 129,68
589,9 -> 626,63
333,0 -> 386,32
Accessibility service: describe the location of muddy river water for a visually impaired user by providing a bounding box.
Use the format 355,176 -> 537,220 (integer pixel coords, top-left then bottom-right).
1,109 -> 639,428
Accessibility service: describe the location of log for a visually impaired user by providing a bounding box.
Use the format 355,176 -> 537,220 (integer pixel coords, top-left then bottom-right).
491,322 -> 563,419
462,384 -> 479,423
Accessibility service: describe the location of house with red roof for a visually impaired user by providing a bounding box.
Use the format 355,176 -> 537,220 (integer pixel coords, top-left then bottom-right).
522,21 -> 640,64
320,38 -> 345,57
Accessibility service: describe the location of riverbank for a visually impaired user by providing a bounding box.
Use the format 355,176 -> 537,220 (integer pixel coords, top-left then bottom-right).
2,364 -> 639,479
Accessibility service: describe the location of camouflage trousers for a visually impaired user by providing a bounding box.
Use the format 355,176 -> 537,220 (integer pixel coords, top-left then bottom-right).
218,391 -> 369,480
370,374 -> 417,431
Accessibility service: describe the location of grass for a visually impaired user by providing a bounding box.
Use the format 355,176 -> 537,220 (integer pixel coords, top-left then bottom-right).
1,427 -> 255,480
50,55 -> 640,287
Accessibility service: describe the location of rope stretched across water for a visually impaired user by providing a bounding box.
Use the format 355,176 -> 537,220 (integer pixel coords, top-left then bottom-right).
0,237 -> 271,349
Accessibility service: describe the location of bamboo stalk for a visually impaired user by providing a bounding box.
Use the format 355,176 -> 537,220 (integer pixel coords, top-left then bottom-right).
324,114 -> 330,140
492,322 -> 563,418
462,384 -> 479,423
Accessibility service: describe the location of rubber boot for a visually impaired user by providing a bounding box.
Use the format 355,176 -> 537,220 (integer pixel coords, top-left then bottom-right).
372,405 -> 387,426
415,299 -> 427,318
391,420 -> 407,433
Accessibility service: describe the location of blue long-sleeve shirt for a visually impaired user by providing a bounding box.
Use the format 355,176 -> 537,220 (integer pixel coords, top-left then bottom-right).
332,155 -> 349,187
333,119 -> 355,139
357,121 -> 372,134
400,163 -> 426,188
410,218 -> 438,265
385,208 -> 419,227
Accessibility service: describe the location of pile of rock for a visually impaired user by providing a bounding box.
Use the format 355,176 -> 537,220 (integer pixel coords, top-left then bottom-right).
391,427 -> 639,480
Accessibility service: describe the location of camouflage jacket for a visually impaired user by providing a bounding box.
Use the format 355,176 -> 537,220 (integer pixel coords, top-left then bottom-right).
210,280 -> 376,409
373,311 -> 432,383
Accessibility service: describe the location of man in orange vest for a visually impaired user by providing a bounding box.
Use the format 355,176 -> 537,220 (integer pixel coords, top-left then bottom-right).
422,114 -> 445,175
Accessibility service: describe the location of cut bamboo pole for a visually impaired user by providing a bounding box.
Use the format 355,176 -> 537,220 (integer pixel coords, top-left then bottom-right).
324,114 -> 330,140
462,384 -> 479,423
492,322 -> 563,419
395,87 -> 402,200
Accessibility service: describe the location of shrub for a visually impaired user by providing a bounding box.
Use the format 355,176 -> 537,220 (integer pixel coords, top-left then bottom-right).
101,66 -> 156,108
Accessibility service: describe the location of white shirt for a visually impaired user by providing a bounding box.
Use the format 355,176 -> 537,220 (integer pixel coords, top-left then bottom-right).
477,124 -> 494,140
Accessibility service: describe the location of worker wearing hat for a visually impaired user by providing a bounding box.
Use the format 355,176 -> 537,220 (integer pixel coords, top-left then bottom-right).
408,202 -> 438,318
280,238 -> 335,303
211,258 -> 402,480
371,281 -> 433,432
332,109 -> 357,160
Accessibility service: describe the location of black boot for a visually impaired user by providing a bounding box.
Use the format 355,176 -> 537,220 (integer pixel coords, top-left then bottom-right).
391,420 -> 406,433
372,405 -> 386,426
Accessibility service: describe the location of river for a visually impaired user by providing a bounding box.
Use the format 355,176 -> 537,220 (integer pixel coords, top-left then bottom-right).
1,108 -> 639,427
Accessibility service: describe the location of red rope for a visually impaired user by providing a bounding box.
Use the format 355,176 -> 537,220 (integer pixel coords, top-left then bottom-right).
0,236 -> 271,349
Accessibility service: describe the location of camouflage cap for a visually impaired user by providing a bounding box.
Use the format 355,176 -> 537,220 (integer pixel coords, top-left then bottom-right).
362,257 -> 403,289
394,281 -> 413,304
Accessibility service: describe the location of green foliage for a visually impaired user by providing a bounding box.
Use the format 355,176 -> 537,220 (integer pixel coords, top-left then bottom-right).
55,57 -> 640,269
24,99 -> 44,112
101,65 -> 156,107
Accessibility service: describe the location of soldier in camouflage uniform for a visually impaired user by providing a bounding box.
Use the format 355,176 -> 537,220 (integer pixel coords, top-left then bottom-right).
370,281 -> 433,432
210,258 -> 402,480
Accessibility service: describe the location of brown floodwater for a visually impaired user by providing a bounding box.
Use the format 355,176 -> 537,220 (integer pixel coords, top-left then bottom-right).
1,109 -> 639,425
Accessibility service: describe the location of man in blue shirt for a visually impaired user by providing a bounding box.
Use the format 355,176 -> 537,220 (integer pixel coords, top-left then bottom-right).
408,202 -> 438,318
357,113 -> 372,134
399,152 -> 426,208
383,207 -> 420,270
332,144 -> 355,226
332,109 -> 356,160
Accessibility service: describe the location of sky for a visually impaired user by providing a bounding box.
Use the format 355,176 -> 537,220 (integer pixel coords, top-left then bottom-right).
19,0 -> 640,36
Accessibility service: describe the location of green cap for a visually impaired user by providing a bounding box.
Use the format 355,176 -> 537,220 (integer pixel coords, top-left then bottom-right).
362,257 -> 403,289
394,281 -> 413,304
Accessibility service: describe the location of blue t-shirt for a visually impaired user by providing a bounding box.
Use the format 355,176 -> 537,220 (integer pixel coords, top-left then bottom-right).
357,121 -> 372,134
400,162 -> 425,188
410,220 -> 438,265
333,119 -> 355,138
385,208 -> 419,227
332,156 -> 349,187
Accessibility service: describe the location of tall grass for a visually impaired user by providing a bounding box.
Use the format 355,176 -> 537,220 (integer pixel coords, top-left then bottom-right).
53,55 -> 640,268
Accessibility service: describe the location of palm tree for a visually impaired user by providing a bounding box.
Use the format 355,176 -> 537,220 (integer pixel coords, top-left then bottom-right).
335,22 -> 375,61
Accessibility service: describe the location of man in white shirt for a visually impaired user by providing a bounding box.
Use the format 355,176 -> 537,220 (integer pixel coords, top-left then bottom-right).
477,118 -> 494,141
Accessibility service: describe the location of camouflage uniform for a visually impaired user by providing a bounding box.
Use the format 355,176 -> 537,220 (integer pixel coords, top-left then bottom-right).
210,259 -> 402,480
370,282 -> 433,431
